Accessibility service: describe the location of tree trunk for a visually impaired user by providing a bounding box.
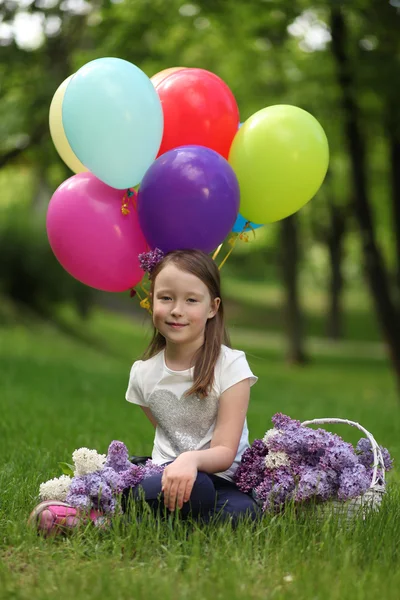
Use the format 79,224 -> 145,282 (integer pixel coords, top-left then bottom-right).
388,129 -> 400,304
280,214 -> 308,364
326,204 -> 346,339
330,7 -> 400,389
33,171 -> 53,212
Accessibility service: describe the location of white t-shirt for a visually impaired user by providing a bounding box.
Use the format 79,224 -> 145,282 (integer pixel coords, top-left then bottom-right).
125,345 -> 257,481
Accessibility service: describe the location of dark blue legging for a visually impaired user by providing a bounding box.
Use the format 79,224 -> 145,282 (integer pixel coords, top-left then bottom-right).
124,470 -> 260,525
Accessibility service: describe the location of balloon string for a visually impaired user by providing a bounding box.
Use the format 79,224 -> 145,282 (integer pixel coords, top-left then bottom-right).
133,283 -> 152,314
218,236 -> 238,270
212,243 -> 223,261
218,221 -> 251,271
140,283 -> 150,296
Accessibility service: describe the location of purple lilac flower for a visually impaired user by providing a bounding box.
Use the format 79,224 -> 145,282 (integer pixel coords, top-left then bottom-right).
236,455 -> 267,493
272,413 -> 301,430
67,476 -> 88,496
356,438 -> 393,471
295,466 -> 337,502
105,441 -> 132,472
86,472 -> 103,497
79,472 -> 115,513
253,467 -> 296,511
321,441 -> 358,471
253,478 -> 274,506
67,493 -> 91,510
142,460 -> 166,477
235,443 -> 268,493
119,464 -> 145,489
101,467 -> 122,492
337,464 -> 370,501
92,482 -> 113,511
138,248 -> 164,274
267,416 -> 360,476
269,467 -> 296,506
268,422 -> 330,459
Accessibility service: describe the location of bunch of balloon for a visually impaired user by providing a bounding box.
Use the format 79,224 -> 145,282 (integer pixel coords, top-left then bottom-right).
46,59 -> 329,299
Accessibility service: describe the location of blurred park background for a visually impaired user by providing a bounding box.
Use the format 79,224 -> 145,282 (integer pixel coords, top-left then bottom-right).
1,0 -> 400,389
2,4 -> 400,596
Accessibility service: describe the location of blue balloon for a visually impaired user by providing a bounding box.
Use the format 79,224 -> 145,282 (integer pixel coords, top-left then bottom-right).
62,58 -> 163,189
232,213 -> 263,233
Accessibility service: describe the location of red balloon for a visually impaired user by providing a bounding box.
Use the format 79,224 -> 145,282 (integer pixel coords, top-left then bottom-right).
155,68 -> 239,159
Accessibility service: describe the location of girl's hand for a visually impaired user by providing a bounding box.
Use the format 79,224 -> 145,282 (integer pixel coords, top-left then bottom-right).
161,453 -> 198,511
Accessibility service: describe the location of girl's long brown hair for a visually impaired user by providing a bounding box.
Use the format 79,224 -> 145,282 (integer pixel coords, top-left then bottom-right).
142,249 -> 230,398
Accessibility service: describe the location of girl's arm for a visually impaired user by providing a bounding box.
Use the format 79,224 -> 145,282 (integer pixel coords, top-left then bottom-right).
192,378 -> 251,472
161,379 -> 250,510
140,406 -> 158,429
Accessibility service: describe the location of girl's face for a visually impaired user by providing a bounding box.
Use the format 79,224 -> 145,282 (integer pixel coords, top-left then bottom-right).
152,264 -> 220,350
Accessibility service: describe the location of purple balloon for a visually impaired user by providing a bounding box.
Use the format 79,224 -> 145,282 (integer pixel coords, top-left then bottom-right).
137,146 -> 240,253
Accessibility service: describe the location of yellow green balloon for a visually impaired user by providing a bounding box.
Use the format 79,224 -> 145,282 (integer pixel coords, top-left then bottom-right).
228,105 -> 329,223
49,75 -> 87,174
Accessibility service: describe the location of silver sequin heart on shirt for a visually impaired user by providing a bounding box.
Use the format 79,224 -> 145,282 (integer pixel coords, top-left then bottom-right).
147,389 -> 219,454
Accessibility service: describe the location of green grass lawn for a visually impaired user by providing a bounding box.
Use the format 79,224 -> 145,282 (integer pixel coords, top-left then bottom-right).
0,308 -> 399,600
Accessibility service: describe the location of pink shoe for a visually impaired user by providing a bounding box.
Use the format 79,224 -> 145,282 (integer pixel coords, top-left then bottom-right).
28,500 -> 104,536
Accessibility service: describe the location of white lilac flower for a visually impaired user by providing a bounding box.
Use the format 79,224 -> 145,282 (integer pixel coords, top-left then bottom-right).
39,475 -> 72,501
262,428 -> 280,447
72,447 -> 106,476
265,450 -> 290,470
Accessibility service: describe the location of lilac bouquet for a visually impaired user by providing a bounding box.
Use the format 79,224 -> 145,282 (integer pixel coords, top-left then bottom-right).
235,414 -> 393,512
39,441 -> 164,514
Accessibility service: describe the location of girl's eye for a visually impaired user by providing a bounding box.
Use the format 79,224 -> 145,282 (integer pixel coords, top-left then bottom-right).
187,298 -> 198,303
160,296 -> 172,301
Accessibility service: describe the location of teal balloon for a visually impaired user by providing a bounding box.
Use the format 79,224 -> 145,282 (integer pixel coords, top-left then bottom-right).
232,213 -> 262,233
62,58 -> 163,189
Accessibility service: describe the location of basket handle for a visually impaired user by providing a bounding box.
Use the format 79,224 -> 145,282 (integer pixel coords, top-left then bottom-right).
301,417 -> 385,487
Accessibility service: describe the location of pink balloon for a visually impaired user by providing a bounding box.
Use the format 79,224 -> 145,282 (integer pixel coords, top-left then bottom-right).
47,172 -> 147,292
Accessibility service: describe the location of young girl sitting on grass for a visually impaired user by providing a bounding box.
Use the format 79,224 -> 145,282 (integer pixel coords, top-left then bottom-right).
30,249 -> 260,533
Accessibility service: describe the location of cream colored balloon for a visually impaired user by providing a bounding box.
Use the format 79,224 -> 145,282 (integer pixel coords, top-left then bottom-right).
150,67 -> 185,88
49,75 -> 87,173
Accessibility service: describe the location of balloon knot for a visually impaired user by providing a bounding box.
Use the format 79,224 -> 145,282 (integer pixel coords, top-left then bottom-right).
228,234 -> 237,247
121,188 -> 137,215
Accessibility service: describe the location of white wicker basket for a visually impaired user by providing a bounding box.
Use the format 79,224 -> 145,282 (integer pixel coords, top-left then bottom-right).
301,418 -> 386,520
